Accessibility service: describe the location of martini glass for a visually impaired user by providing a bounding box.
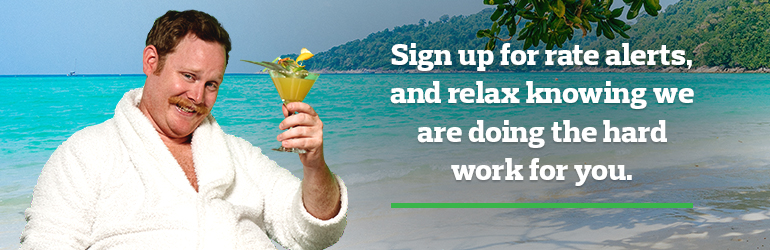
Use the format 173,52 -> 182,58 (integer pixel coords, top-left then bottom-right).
268,70 -> 319,153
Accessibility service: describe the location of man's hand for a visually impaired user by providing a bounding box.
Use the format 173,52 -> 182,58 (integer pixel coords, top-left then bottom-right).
278,102 -> 341,220
278,102 -> 325,165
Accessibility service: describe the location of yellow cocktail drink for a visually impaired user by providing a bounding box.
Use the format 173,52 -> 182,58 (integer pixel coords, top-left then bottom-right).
266,70 -> 319,153
268,71 -> 319,103
244,48 -> 318,154
269,73 -> 318,103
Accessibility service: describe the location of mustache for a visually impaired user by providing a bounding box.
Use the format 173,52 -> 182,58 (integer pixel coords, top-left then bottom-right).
168,96 -> 208,115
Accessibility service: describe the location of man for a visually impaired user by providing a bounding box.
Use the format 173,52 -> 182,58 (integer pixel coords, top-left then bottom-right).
21,10 -> 346,249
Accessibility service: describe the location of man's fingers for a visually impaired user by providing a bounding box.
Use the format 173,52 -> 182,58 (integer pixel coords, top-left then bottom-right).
286,102 -> 318,117
279,113 -> 321,130
276,102 -> 324,153
277,126 -> 323,149
281,103 -> 290,118
281,137 -> 322,149
277,126 -> 312,141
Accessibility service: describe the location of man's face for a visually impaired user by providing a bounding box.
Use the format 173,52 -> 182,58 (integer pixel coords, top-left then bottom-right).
139,34 -> 226,141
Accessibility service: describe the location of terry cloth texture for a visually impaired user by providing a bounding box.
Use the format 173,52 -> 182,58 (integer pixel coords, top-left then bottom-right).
21,88 -> 347,250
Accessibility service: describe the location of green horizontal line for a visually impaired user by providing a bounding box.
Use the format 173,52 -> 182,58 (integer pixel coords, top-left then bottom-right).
391,203 -> 693,208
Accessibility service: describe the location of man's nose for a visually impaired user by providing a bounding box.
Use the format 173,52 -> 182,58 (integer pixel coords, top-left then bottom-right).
186,82 -> 205,104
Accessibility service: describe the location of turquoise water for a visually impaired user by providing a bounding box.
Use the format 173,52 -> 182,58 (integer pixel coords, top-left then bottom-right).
2,73 -> 770,248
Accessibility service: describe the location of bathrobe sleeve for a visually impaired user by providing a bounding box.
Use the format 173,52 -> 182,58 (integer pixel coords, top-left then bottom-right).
228,136 -> 348,250
20,125 -> 110,249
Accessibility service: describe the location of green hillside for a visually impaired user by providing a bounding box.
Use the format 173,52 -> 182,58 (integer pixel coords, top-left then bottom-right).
297,9 -> 496,72
299,0 -> 770,71
592,0 -> 770,69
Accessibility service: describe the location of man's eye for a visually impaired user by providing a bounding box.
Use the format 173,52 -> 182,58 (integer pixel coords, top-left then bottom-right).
183,73 -> 193,79
206,82 -> 218,90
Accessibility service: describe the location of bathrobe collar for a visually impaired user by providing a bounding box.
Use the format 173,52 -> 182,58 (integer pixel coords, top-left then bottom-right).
113,88 -> 235,199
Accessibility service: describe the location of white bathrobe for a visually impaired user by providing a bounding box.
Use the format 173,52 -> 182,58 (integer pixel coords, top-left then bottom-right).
21,88 -> 348,250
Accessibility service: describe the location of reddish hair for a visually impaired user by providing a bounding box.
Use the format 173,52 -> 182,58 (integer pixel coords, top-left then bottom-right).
146,10 -> 231,74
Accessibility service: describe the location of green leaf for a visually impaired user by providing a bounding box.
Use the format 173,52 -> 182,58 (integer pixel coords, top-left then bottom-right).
567,13 -> 581,24
611,7 -> 624,18
515,0 -> 529,9
651,0 -> 661,9
508,23 -> 517,36
485,38 -> 497,50
241,60 -> 291,76
602,0 -> 614,8
521,12 -> 539,19
607,20 -> 629,38
586,14 -> 599,22
601,22 -> 615,39
627,0 -> 643,19
555,0 -> 566,17
593,13 -> 607,19
502,12 -> 514,25
476,29 -> 493,38
491,8 -> 505,20
517,27 -> 530,40
616,27 -> 630,38
485,0 -> 508,5
553,18 -> 566,29
644,0 -> 660,16
582,17 -> 592,29
492,21 -> 501,34
607,20 -> 621,30
535,0 -> 549,16
596,23 -> 603,36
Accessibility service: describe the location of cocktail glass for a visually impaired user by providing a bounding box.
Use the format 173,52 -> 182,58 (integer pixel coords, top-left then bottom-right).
268,70 -> 319,153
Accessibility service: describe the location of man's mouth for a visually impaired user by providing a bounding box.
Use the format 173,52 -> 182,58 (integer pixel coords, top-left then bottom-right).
168,96 -> 207,115
176,104 -> 195,113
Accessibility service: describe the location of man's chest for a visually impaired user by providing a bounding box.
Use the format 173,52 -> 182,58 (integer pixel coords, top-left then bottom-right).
167,144 -> 198,191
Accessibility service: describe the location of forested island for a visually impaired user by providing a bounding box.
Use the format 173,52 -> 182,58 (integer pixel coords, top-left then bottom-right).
292,0 -> 770,73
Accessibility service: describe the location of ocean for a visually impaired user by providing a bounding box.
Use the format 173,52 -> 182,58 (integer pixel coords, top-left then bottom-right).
2,73 -> 770,249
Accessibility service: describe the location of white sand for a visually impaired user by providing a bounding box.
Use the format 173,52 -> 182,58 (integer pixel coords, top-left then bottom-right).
328,146 -> 770,249
330,181 -> 770,249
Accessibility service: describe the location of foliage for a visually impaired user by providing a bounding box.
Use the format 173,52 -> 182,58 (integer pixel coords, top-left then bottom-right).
477,0 -> 660,50
297,0 -> 770,71
300,10 -> 495,72
589,0 -> 770,69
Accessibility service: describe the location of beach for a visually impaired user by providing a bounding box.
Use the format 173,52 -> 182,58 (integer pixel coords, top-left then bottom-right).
2,73 -> 770,249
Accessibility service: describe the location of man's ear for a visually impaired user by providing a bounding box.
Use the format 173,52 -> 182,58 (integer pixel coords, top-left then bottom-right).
143,45 -> 159,76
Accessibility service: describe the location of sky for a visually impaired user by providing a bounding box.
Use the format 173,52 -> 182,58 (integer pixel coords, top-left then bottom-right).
0,0 -> 678,75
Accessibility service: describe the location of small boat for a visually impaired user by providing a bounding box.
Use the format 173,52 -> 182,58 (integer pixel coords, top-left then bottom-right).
67,58 -> 77,76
